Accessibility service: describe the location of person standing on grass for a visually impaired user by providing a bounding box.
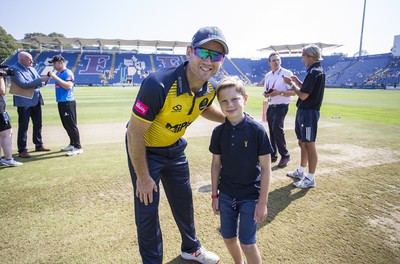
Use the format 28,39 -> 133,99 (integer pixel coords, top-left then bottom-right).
210,76 -> 272,264
263,52 -> 295,168
283,44 -> 325,189
10,51 -> 51,158
48,55 -> 83,157
0,75 -> 23,167
126,26 -> 228,264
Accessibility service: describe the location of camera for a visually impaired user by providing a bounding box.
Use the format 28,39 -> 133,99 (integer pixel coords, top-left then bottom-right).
0,65 -> 14,77
264,89 -> 274,95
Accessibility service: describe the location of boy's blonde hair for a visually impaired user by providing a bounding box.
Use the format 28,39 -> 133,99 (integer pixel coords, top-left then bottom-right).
216,76 -> 246,99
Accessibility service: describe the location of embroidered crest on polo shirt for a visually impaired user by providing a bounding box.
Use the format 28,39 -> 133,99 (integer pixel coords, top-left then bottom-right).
199,98 -> 209,110
134,99 -> 149,115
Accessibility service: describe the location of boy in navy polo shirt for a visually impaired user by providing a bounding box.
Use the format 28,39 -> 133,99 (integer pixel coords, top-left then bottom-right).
209,76 -> 272,264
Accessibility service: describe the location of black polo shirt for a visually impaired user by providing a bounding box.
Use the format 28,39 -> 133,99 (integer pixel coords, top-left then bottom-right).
209,115 -> 272,199
297,62 -> 325,110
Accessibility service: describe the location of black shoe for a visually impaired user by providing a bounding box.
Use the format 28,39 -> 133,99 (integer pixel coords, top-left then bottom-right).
278,156 -> 290,168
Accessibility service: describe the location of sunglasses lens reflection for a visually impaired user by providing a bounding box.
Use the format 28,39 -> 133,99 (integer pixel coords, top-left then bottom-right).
194,48 -> 224,62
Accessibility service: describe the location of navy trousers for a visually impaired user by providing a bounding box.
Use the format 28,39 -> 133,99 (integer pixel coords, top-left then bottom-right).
17,102 -> 43,153
266,104 -> 290,158
126,137 -> 200,264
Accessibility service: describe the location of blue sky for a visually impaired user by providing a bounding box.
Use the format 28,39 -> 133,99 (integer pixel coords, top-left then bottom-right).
2,0 -> 399,58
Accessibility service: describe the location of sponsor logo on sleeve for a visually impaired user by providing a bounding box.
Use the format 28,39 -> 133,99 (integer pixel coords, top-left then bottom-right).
134,99 -> 149,115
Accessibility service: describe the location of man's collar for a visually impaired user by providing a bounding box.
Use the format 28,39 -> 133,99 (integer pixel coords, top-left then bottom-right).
226,114 -> 248,128
18,61 -> 30,70
307,61 -> 320,72
272,67 -> 282,74
176,61 -> 191,96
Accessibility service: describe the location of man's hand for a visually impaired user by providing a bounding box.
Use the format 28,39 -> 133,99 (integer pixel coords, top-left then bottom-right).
41,75 -> 50,83
263,89 -> 274,98
282,75 -> 293,85
136,176 -> 158,205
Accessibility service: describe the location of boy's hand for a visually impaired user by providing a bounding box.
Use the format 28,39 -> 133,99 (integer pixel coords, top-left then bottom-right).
254,203 -> 268,224
211,198 -> 219,214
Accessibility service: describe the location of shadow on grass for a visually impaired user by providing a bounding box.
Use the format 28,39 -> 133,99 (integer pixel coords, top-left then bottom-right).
166,255 -> 198,264
198,184 -> 212,193
271,165 -> 286,171
258,183 -> 309,229
12,151 -> 69,164
198,181 -> 309,229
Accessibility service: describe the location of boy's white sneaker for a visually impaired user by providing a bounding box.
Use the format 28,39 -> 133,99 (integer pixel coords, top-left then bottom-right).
286,169 -> 305,179
294,177 -> 316,188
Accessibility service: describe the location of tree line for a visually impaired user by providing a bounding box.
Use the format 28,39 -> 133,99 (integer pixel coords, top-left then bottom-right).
0,26 -> 66,64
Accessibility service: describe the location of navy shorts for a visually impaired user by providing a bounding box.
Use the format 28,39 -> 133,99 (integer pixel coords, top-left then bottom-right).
218,192 -> 257,245
295,108 -> 320,142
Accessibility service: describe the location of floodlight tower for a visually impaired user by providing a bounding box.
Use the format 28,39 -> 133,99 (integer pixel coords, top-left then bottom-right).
358,0 -> 367,57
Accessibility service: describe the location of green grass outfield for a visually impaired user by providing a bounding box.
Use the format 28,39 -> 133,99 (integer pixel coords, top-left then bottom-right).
1,87 -> 399,263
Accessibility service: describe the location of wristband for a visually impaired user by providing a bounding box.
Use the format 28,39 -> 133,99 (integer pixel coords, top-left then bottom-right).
211,194 -> 219,199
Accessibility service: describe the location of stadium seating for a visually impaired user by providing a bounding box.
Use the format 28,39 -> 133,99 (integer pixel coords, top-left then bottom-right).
4,51 -> 399,88
329,54 -> 393,87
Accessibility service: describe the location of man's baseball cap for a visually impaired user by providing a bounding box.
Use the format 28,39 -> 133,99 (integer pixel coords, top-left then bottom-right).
191,26 -> 229,55
48,55 -> 65,63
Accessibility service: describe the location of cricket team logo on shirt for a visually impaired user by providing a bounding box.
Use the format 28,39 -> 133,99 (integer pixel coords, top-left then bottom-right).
199,98 -> 209,111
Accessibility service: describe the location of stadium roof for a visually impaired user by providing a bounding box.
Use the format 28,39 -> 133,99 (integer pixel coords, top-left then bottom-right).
258,42 -> 342,54
19,36 -> 191,53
